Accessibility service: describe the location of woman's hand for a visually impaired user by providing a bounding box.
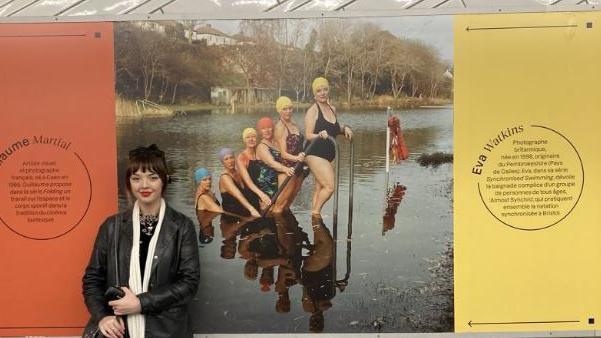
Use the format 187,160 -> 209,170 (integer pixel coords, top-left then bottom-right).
259,192 -> 272,207
284,166 -> 295,177
296,152 -> 306,162
343,125 -> 353,140
109,287 -> 141,316
99,315 -> 125,338
249,207 -> 261,218
318,130 -> 329,139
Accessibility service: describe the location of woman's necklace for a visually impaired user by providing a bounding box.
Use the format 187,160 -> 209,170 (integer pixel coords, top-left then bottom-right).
140,213 -> 159,237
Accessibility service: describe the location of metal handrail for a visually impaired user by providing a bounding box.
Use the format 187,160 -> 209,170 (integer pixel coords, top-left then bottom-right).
332,137 -> 354,291
138,98 -> 165,110
135,99 -> 170,115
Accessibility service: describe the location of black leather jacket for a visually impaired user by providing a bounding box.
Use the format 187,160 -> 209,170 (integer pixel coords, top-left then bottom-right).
82,206 -> 200,338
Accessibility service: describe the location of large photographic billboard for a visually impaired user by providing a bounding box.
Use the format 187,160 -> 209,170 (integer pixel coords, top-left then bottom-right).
113,17 -> 454,334
0,10 -> 599,337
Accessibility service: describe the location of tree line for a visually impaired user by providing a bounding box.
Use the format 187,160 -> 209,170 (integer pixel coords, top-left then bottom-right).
115,20 -> 452,106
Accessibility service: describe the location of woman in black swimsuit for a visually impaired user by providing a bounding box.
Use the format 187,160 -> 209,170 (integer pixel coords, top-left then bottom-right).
304,77 -> 352,216
274,96 -> 306,211
218,148 -> 261,218
236,127 -> 272,211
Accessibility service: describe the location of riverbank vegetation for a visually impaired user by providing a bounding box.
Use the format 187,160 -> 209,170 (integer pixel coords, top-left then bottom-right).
417,152 -> 454,168
115,20 -> 452,112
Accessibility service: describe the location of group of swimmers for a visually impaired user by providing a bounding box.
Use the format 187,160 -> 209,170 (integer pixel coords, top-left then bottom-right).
193,77 -> 353,220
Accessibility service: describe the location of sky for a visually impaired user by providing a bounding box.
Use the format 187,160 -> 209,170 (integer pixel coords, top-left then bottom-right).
205,15 -> 454,62
370,16 -> 453,62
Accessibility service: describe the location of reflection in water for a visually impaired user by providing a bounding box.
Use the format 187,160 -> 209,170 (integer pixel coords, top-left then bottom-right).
196,210 -> 218,244
200,210 -> 339,333
303,215 -> 335,333
383,183 -> 407,235
218,214 -> 246,259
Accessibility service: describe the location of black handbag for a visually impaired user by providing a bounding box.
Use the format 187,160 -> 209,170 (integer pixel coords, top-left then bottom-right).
82,214 -> 124,338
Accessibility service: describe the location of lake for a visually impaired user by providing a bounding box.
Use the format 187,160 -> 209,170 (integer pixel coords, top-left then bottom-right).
116,106 -> 453,333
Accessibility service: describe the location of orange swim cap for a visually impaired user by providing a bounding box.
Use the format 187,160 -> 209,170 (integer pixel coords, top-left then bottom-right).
256,117 -> 274,130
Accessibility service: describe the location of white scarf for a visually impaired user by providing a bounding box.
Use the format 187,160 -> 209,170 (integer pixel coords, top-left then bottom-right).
127,199 -> 166,338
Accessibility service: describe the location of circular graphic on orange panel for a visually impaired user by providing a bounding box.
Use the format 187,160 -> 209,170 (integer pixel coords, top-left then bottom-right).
0,143 -> 91,240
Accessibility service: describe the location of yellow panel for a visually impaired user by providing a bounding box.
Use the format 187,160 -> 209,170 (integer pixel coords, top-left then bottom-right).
454,12 -> 601,333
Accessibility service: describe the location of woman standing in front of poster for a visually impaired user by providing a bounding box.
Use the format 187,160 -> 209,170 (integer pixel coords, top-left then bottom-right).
304,77 -> 352,216
82,144 -> 200,338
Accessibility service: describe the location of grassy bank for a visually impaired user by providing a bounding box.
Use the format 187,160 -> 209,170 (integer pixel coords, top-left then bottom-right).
116,96 -> 140,117
343,96 -> 452,110
116,96 -> 452,117
166,96 -> 452,113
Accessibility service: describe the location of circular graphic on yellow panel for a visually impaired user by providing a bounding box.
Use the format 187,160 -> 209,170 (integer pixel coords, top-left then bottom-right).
478,125 -> 583,231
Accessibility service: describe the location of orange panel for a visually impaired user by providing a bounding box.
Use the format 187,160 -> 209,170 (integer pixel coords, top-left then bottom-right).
0,22 -> 117,336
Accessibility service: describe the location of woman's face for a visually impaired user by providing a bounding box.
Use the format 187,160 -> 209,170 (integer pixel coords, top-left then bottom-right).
222,153 -> 236,170
279,105 -> 294,121
129,169 -> 163,205
244,133 -> 257,148
314,86 -> 329,103
200,176 -> 212,191
260,126 -> 273,141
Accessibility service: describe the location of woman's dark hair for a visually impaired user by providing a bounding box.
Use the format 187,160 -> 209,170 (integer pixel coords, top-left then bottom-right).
126,144 -> 169,195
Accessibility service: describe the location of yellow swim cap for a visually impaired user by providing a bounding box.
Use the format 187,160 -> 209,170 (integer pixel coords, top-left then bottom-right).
276,96 -> 293,113
242,127 -> 257,140
312,77 -> 329,95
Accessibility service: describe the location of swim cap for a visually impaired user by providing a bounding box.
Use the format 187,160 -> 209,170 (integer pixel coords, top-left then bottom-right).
256,117 -> 274,131
242,127 -> 257,140
276,96 -> 293,113
194,167 -> 211,183
312,77 -> 329,95
218,148 -> 234,162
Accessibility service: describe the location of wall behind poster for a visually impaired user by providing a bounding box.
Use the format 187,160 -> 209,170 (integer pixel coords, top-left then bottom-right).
454,12 -> 601,332
0,23 -> 117,336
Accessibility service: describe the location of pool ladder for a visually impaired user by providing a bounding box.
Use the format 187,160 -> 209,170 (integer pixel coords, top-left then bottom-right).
331,136 -> 354,291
